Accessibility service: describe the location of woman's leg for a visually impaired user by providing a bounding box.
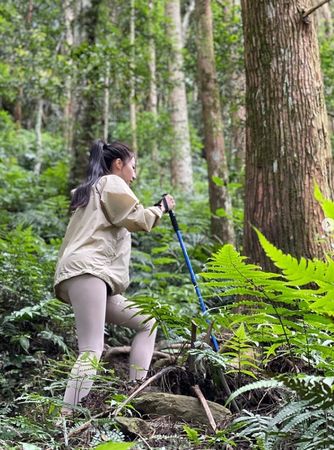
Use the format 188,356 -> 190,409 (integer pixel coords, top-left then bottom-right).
105,295 -> 157,380
60,275 -> 107,411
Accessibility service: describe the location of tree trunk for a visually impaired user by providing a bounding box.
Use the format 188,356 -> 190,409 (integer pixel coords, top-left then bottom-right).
70,0 -> 100,186
312,0 -> 333,34
166,0 -> 193,192
241,0 -> 333,268
224,0 -> 246,177
148,0 -> 158,162
195,0 -> 235,244
103,61 -> 110,141
14,86 -> 23,125
130,0 -> 138,156
182,0 -> 195,45
34,99 -> 44,175
63,0 -> 75,157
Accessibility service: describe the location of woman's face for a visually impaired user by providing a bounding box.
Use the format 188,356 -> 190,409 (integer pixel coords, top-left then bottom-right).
113,156 -> 136,185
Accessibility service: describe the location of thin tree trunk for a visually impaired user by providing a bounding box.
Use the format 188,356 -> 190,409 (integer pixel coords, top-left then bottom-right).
182,0 -> 195,44
63,0 -> 75,157
14,86 -> 23,125
224,0 -> 246,176
166,0 -> 193,192
195,0 -> 235,244
130,0 -> 138,156
241,0 -> 334,268
313,0 -> 333,135
312,0 -> 333,34
34,99 -> 44,175
103,61 -> 110,141
148,0 -> 158,162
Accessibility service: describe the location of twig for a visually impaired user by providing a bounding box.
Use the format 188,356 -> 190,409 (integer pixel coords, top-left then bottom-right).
138,433 -> 153,450
191,321 -> 197,348
204,321 -> 214,346
62,416 -> 69,447
302,0 -> 331,21
157,341 -> 190,351
104,345 -> 170,359
112,365 -> 180,417
192,384 -> 217,432
66,409 -> 108,439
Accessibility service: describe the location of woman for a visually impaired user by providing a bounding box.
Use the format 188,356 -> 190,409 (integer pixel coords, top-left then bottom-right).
54,139 -> 175,414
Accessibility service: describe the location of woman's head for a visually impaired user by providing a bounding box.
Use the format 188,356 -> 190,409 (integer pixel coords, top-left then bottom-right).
70,140 -> 135,210
88,140 -> 134,179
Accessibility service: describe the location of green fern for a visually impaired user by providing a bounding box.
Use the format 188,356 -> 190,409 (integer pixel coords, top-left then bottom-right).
202,241 -> 334,373
227,376 -> 334,449
255,228 -> 334,291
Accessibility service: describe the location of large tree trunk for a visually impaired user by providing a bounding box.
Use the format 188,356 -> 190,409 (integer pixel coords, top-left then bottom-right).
241,0 -> 333,268
166,0 -> 193,192
195,0 -> 235,244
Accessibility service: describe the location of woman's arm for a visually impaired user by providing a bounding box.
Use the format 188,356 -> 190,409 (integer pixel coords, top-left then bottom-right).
98,175 -> 163,232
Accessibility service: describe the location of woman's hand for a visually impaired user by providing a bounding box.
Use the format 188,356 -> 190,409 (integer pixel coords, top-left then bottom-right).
161,194 -> 175,213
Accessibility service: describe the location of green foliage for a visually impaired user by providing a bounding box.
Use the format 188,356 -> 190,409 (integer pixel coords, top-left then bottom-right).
0,114 -> 72,402
314,183 -> 334,219
94,443 -> 135,450
227,375 -> 334,449
183,425 -> 201,444
201,237 -> 334,375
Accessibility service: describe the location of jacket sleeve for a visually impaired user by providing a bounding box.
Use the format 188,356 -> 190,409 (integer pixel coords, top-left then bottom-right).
98,175 -> 163,232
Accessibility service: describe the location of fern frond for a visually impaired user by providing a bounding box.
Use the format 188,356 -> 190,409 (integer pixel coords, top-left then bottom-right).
270,400 -> 310,427
255,229 -> 334,287
279,375 -> 334,408
203,244 -> 279,282
280,410 -> 321,434
226,379 -> 284,406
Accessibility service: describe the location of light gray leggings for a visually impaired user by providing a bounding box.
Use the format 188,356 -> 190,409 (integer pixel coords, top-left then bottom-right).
58,274 -> 156,408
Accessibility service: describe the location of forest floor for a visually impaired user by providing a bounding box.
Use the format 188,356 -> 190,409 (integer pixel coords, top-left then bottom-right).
51,348 -> 274,450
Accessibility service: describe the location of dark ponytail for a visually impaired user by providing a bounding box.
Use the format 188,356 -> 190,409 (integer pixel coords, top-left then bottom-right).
70,139 -> 134,211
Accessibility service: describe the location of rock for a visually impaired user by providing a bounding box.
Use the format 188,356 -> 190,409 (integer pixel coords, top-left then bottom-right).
133,392 -> 231,426
115,416 -> 153,435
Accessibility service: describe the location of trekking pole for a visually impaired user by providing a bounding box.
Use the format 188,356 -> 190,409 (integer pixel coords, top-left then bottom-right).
162,196 -> 240,413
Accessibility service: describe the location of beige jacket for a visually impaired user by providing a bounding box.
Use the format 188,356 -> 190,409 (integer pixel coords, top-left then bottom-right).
54,174 -> 163,301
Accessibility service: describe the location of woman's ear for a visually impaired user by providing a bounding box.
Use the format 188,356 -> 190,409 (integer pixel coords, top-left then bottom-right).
111,158 -> 123,173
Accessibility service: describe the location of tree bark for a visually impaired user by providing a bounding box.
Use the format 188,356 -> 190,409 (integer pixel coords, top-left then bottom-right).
195,0 -> 235,244
166,0 -> 194,192
103,61 -> 110,141
34,99 -> 44,175
130,0 -> 138,156
148,0 -> 158,162
182,0 -> 195,45
63,0 -> 75,157
241,0 -> 333,268
69,0 -> 100,186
